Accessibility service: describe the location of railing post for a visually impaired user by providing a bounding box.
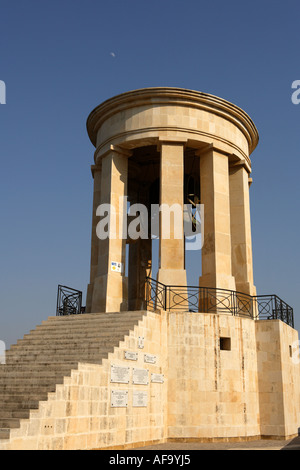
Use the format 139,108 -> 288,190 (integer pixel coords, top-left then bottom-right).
232,290 -> 237,316
164,284 -> 167,311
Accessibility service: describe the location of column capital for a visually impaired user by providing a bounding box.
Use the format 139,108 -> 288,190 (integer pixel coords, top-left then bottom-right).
229,154 -> 251,173
194,143 -> 213,157
194,143 -> 229,158
157,136 -> 188,152
195,146 -> 252,172
95,144 -> 133,164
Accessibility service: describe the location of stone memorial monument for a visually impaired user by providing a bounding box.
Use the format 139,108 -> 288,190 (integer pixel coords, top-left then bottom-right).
0,88 -> 298,450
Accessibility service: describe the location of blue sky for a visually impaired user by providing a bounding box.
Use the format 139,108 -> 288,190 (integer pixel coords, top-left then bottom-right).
0,0 -> 299,346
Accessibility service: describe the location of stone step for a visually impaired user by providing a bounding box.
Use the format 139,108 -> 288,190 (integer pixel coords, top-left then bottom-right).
43,311 -> 145,325
38,313 -> 144,325
6,344 -> 113,355
33,316 -> 142,328
0,377 -> 65,388
0,362 -> 78,371
0,390 -> 53,401
4,357 -> 105,368
5,350 -> 111,362
0,428 -> 10,440
7,349 -> 113,360
49,310 -> 146,318
0,370 -> 73,379
14,330 -> 135,344
23,324 -> 134,337
0,391 -> 56,404
12,334 -> 127,348
0,401 -> 40,411
8,345 -> 121,357
0,410 -> 31,420
4,356 -> 104,365
16,321 -> 135,332
0,418 -> 22,429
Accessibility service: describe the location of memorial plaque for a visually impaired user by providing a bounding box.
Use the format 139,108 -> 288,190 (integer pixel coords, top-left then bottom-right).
124,351 -> 138,361
144,353 -> 157,364
111,390 -> 128,407
133,391 -> 148,407
132,367 -> 149,385
138,336 -> 144,349
151,373 -> 164,384
110,365 -> 130,384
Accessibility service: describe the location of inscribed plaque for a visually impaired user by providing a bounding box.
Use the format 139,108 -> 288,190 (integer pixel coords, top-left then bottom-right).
124,351 -> 138,361
110,365 -> 130,384
132,367 -> 149,385
151,373 -> 164,384
133,391 -> 148,407
144,353 -> 157,364
111,390 -> 128,407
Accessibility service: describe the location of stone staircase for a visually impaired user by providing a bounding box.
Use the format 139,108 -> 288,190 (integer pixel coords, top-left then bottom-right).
0,311 -> 146,441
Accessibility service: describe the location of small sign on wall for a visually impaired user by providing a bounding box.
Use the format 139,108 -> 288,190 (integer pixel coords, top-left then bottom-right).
151,373 -> 164,384
144,353 -> 157,364
111,261 -> 123,273
132,368 -> 149,385
110,365 -> 130,384
133,391 -> 148,407
111,390 -> 128,408
124,351 -> 138,361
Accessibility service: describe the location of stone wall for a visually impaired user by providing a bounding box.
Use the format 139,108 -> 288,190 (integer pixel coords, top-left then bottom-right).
256,320 -> 300,438
167,312 -> 261,440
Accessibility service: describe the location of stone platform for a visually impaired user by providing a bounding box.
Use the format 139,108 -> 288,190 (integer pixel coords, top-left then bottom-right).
0,310 -> 299,450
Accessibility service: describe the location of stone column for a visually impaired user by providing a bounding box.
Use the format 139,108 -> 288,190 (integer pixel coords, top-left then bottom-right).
157,141 -> 187,290
91,146 -> 131,313
229,162 -> 256,296
86,163 -> 102,313
198,147 -> 236,291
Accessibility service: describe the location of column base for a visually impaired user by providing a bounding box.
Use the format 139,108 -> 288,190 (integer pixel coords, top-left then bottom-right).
157,268 -> 187,287
157,268 -> 188,311
235,281 -> 257,297
91,273 -> 128,313
199,273 -> 236,291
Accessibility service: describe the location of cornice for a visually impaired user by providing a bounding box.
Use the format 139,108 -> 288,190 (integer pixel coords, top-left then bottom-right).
86,87 -> 259,155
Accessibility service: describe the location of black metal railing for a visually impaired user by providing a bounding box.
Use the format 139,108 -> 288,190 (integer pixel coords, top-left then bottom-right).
255,295 -> 294,327
56,285 -> 85,316
145,277 -> 294,328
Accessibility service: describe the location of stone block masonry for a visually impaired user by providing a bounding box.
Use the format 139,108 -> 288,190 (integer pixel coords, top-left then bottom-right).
0,310 -> 299,450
